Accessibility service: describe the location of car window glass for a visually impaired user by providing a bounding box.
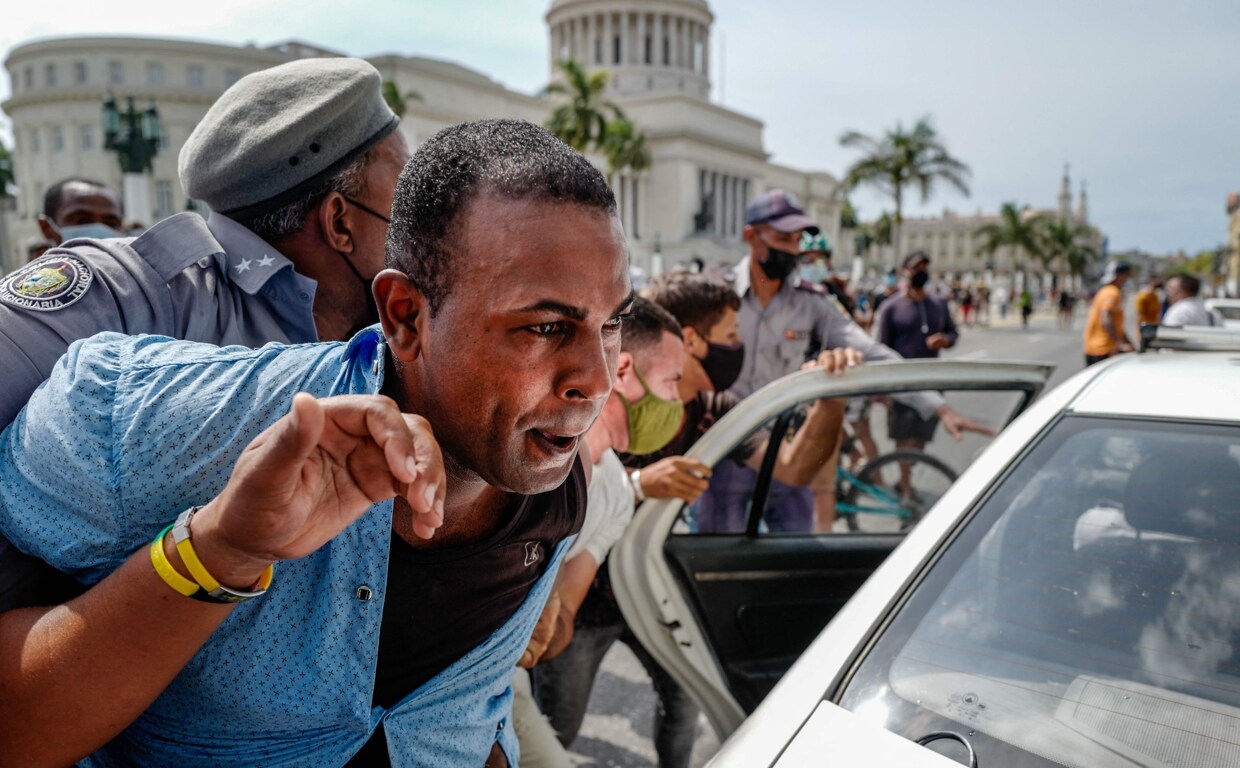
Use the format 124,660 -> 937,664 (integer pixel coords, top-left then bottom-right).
838,416 -> 1240,767
674,388 -> 1025,536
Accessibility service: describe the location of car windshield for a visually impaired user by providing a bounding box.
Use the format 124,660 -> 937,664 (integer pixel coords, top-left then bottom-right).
838,415 -> 1240,767
1213,305 -> 1240,321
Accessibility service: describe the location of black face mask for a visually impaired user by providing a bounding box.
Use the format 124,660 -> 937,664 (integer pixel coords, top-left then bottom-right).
758,245 -> 799,281
910,271 -> 931,289
699,340 -> 744,392
338,250 -> 380,338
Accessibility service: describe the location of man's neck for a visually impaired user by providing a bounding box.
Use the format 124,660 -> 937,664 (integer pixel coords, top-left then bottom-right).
676,377 -> 703,404
277,237 -> 368,343
382,355 -> 520,550
748,256 -> 782,308
908,287 -> 926,301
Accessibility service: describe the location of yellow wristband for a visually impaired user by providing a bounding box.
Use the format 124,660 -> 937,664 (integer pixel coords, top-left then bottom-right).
150,524 -> 200,598
173,513 -> 222,592
172,508 -> 273,602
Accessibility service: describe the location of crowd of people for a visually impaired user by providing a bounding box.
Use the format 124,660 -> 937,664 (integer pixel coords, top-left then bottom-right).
0,56 -> 1056,768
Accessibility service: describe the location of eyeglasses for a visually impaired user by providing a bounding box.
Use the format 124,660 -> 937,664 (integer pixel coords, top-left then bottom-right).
342,196 -> 391,224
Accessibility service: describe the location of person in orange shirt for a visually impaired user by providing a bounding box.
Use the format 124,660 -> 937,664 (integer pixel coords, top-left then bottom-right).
1083,260 -> 1134,366
1134,273 -> 1164,327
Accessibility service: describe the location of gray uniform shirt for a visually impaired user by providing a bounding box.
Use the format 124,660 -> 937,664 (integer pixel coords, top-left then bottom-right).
0,211 -> 318,611
728,256 -> 941,418
0,211 -> 318,429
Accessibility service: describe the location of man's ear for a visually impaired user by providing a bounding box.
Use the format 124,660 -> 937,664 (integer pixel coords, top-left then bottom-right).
741,224 -> 757,247
375,269 -> 425,362
681,325 -> 704,357
614,350 -> 635,386
317,192 -> 356,254
36,215 -> 61,245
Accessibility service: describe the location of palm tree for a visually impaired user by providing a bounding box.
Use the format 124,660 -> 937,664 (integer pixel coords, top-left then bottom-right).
381,80 -> 422,120
853,211 -> 894,262
0,139 -> 14,196
974,202 -> 1043,272
1034,215 -> 1099,286
543,59 -> 620,153
840,116 -> 970,265
600,118 -> 651,175
544,59 -> 651,175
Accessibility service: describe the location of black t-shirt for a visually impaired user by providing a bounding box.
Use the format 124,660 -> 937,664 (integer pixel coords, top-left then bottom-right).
348,456 -> 587,766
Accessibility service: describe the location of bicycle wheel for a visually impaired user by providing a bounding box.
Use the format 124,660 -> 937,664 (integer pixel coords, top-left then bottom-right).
841,450 -> 958,532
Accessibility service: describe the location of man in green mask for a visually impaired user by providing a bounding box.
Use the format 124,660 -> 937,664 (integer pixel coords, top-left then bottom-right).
522,297 -> 689,766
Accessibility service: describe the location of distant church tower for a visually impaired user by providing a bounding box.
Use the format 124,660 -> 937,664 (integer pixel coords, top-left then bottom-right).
1058,164 -> 1072,221
546,0 -> 714,100
1077,180 -> 1089,223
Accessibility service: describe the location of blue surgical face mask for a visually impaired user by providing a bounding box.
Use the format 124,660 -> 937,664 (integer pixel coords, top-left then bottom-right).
58,223 -> 126,242
798,263 -> 829,284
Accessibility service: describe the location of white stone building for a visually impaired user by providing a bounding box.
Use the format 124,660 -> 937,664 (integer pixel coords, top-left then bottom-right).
1,0 -> 846,276
854,166 -> 1104,290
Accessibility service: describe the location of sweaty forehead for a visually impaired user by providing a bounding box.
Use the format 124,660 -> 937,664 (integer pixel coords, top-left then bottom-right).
457,195 -> 624,275
58,184 -> 120,213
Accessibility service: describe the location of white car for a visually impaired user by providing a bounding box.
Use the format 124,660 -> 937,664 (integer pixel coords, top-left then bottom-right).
611,331 -> 1240,766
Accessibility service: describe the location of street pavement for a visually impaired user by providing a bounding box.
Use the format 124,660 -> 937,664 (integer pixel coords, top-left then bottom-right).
565,305 -> 1092,767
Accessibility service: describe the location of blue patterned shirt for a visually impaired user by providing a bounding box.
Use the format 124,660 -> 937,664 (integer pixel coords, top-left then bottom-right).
0,328 -> 569,767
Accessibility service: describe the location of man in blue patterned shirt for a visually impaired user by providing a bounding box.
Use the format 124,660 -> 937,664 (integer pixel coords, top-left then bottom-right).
0,119 -> 633,768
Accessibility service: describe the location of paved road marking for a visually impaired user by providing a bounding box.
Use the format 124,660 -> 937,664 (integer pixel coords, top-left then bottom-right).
956,350 -> 989,360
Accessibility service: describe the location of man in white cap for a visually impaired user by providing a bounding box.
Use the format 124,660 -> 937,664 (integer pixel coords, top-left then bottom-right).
1083,260 -> 1134,365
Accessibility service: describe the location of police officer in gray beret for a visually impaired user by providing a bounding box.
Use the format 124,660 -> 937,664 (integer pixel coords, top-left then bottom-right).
0,57 -> 410,650
0,55 -> 410,430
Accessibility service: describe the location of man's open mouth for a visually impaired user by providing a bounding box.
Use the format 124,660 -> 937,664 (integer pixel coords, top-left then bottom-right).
531,429 -> 579,454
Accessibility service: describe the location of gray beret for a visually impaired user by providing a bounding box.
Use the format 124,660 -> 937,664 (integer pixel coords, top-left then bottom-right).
180,57 -> 398,219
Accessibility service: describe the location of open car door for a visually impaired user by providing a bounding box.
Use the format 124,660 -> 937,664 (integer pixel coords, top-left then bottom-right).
609,360 -> 1053,739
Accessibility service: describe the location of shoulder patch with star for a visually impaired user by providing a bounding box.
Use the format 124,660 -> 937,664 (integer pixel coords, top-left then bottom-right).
0,256 -> 94,312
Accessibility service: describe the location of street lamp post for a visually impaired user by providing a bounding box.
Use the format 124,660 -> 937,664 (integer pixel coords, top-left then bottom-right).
102,95 -> 164,227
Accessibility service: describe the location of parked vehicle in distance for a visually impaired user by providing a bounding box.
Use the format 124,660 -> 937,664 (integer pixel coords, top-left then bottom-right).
612,332 -> 1240,766
1204,297 -> 1240,328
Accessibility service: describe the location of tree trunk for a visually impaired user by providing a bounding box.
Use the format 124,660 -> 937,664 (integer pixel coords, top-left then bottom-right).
892,186 -> 903,270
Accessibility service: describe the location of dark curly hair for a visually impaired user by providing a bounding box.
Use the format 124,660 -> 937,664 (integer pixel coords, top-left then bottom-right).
387,119 -> 617,315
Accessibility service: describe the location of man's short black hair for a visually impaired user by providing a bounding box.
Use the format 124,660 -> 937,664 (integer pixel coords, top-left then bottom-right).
387,119 -> 618,315
622,296 -> 682,365
641,270 -> 740,335
1170,274 -> 1201,297
42,177 -> 116,219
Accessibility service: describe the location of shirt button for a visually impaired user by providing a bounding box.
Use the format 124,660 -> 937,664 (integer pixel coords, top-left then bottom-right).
355,585 -> 373,601
371,361 -> 380,375
298,290 -> 311,303
497,719 -> 506,731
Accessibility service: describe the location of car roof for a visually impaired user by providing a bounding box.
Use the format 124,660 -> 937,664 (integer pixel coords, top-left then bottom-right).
1066,351 -> 1240,422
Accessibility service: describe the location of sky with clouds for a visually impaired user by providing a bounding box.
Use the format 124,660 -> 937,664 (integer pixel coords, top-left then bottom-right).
3,0 -> 1237,253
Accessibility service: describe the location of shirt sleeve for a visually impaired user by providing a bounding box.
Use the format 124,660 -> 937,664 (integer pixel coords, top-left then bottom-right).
0,243 -> 172,431
817,294 -> 881,357
874,301 -> 892,347
940,298 -> 959,347
0,334 -> 128,585
567,450 -> 634,565
812,297 -> 942,420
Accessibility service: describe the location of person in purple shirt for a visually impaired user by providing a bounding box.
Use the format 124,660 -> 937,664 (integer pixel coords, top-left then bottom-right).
873,251 -> 958,495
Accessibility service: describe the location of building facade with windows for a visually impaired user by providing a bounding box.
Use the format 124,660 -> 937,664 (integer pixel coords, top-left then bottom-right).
1,36 -> 301,270
0,1 -> 847,275
849,167 -> 1105,291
